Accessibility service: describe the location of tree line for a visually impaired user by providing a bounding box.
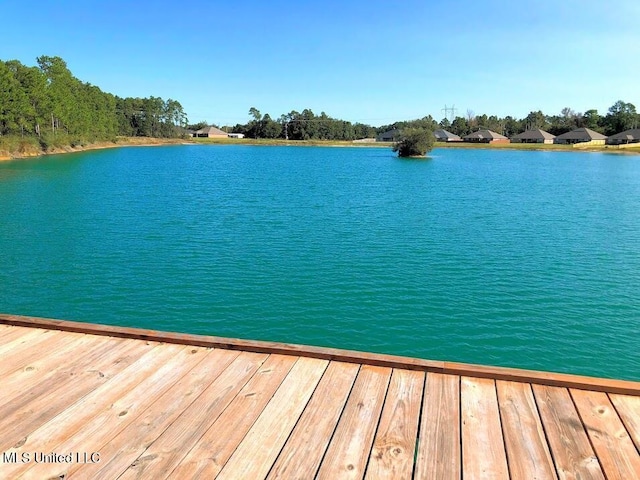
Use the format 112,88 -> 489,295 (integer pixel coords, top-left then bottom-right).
384,101 -> 638,139
2,56 -> 637,146
218,108 -> 378,141
0,56 -> 188,145
222,101 -> 638,142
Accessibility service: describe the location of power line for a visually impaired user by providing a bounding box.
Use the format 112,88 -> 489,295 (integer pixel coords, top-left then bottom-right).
441,104 -> 457,123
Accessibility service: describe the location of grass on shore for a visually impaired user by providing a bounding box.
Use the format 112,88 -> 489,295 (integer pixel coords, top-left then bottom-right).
192,137 -> 390,147
3,134 -> 639,159
433,141 -> 640,153
193,137 -> 640,154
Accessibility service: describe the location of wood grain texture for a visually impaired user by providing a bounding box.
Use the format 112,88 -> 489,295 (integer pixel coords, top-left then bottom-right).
316,365 -> 392,480
216,357 -> 329,480
267,361 -> 360,480
532,385 -> 604,480
610,393 -> 640,452
571,389 -> 640,480
0,318 -> 639,480
497,380 -> 557,479
0,325 -> 51,354
71,348 -> 240,480
365,369 -> 424,480
0,343 -> 187,479
415,373 -> 460,480
0,313 -> 446,373
0,328 -> 64,374
445,360 -> 640,395
18,344 -> 210,480
124,353 -> 290,480
0,335 -> 141,452
0,324 -> 42,343
7,314 -> 640,395
0,333 -> 108,412
461,376 -> 509,480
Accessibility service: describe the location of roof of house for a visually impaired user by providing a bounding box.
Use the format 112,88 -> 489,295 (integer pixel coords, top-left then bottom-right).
434,129 -> 461,140
555,127 -> 607,140
195,126 -> 228,135
608,128 -> 640,140
511,128 -> 556,140
463,129 -> 508,140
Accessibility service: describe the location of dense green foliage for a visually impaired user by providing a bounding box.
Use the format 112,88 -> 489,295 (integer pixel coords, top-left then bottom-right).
2,55 -> 638,150
228,107 -> 378,141
0,56 -> 187,144
225,100 -> 639,144
434,101 -> 639,138
392,128 -> 435,157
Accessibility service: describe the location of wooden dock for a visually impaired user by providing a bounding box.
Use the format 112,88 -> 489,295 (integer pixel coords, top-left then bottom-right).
0,314 -> 639,479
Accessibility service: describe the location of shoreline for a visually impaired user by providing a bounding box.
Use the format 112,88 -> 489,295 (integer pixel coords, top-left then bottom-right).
192,137 -> 640,155
0,136 -> 194,162
2,136 -> 639,161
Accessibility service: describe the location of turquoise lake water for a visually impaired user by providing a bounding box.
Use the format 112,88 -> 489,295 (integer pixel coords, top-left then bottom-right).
1,145 -> 639,380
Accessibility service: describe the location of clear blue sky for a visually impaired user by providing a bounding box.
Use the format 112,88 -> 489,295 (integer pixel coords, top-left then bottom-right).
2,0 -> 638,126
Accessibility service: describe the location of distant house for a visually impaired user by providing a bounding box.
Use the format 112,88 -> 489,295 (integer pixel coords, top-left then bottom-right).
607,128 -> 640,145
554,128 -> 607,145
434,129 -> 462,142
376,129 -> 401,142
194,126 -> 228,138
227,133 -> 245,139
511,128 -> 555,144
463,130 -> 510,143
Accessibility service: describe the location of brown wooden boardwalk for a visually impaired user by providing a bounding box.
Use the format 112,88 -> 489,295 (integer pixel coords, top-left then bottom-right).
0,314 -> 639,479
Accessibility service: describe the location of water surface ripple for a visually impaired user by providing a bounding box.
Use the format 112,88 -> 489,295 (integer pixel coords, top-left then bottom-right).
1,145 -> 639,380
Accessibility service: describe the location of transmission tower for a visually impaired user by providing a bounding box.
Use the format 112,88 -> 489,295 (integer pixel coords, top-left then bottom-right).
441,104 -> 458,123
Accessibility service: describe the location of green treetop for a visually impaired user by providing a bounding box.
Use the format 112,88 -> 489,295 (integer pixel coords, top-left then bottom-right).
392,128 -> 435,157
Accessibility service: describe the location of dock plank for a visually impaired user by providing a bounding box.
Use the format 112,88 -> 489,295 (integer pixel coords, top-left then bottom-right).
0,324 -> 40,343
216,357 -> 329,480
267,361 -> 360,480
0,333 -> 111,411
120,353 -> 291,479
532,385 -> 604,480
365,369 -> 424,480
0,326 -> 50,352
0,333 -> 100,404
610,393 -> 640,453
19,345 -> 211,480
0,342 -> 187,479
461,376 -> 509,480
0,316 -> 639,480
316,365 -> 392,480
497,380 -> 557,479
74,348 -> 240,479
0,328 -> 64,375
571,389 -> 640,479
415,373 -> 461,480
0,335 -> 141,452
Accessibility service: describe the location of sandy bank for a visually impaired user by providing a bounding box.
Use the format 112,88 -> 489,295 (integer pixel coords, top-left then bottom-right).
0,137 -> 193,162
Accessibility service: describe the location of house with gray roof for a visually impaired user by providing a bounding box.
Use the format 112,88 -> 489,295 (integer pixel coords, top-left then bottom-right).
194,126 -> 228,138
607,128 -> 640,145
554,128 -> 607,145
434,129 -> 462,142
463,129 -> 509,143
376,129 -> 401,142
511,128 -> 555,144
